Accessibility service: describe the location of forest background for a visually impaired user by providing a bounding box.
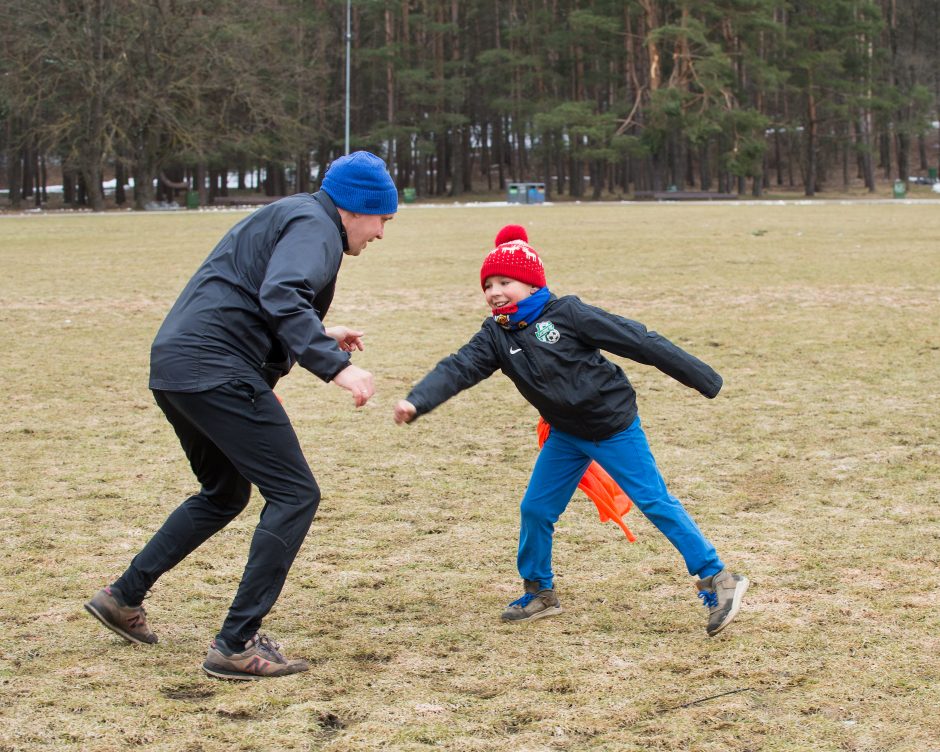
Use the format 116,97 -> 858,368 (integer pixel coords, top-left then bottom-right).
1,0 -> 939,211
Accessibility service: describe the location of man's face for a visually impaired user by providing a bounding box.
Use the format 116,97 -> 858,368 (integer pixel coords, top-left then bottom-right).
343,212 -> 394,256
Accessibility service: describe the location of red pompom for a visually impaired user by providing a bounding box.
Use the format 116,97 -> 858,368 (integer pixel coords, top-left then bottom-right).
494,224 -> 528,246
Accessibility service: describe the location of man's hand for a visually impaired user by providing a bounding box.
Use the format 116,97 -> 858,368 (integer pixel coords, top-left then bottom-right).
394,400 -> 417,425
332,364 -> 374,407
325,326 -> 365,352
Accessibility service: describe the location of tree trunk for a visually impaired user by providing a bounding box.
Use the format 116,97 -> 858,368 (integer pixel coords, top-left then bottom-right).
700,141 -> 712,190
115,161 -> 126,205
77,172 -> 88,206
896,132 -> 910,186
569,157 -> 582,197
297,153 -> 310,194
84,165 -> 105,211
40,154 -> 49,204
804,82 -> 818,197
542,139 -> 552,201
450,126 -> 463,198
668,131 -> 681,189
856,116 -> 875,191
651,151 -> 664,191
8,147 -> 22,209
591,159 -> 603,200
21,145 -> 33,199
133,164 -> 154,210
879,132 -> 891,179
195,163 -> 207,206
33,150 -> 42,207
62,167 -> 75,206
842,136 -> 850,190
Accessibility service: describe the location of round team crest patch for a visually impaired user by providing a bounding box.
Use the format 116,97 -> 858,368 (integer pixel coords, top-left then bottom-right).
534,321 -> 560,343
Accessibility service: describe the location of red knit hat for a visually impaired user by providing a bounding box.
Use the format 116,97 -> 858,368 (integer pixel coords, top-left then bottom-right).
480,239 -> 546,289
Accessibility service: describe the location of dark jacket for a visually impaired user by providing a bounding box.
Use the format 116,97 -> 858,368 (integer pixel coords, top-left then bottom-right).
150,191 -> 350,392
406,295 -> 723,441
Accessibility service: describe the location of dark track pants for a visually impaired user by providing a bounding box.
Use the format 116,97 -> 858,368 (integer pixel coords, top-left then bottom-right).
113,378 -> 320,645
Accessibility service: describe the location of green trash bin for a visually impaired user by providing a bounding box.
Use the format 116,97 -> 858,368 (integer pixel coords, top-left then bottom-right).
186,190 -> 199,209
403,187 -> 416,204
892,180 -> 906,199
928,167 -> 938,182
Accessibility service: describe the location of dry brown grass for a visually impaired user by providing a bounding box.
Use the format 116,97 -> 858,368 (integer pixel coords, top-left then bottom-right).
1,201 -> 938,751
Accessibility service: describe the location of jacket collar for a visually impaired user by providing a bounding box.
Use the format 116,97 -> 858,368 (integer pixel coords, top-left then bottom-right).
489,293 -> 558,330
313,191 -> 349,252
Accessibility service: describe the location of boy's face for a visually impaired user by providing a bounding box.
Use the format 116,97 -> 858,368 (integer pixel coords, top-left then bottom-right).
483,275 -> 539,309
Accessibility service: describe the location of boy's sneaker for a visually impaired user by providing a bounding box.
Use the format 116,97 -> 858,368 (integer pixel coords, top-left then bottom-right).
84,586 -> 158,645
500,579 -> 562,623
202,633 -> 309,681
696,569 -> 749,636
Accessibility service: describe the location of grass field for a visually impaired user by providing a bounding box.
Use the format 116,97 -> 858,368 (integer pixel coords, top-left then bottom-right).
1,201 -> 938,751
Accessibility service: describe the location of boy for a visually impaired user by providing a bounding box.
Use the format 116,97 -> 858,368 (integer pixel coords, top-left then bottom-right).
393,231 -> 748,636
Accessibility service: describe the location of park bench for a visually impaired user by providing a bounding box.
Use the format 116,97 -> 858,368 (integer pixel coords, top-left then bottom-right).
633,190 -> 738,201
210,195 -> 284,206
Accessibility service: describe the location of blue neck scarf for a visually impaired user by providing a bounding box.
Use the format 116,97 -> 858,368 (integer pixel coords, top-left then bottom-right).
492,286 -> 551,330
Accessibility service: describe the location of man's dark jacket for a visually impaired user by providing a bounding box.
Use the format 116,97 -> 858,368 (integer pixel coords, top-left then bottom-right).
150,192 -> 350,392
405,295 -> 723,442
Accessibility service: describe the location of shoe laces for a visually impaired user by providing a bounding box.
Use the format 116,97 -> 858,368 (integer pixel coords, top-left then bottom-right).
131,590 -> 152,617
253,633 -> 286,661
698,590 -> 718,609
510,592 -> 537,608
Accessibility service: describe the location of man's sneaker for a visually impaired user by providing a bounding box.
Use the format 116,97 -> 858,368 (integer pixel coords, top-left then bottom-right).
500,579 -> 562,623
696,569 -> 749,636
84,586 -> 158,645
202,633 -> 309,681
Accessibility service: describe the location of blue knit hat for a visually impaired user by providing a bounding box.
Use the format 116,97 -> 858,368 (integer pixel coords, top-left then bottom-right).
321,151 -> 398,214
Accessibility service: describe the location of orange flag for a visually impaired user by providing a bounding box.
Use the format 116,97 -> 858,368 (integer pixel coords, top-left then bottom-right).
537,418 -> 636,542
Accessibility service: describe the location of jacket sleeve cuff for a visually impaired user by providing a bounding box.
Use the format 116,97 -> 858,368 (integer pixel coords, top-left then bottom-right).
323,358 -> 352,383
703,373 -> 723,398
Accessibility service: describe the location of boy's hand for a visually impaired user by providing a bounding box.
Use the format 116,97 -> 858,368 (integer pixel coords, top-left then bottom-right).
332,364 -> 374,407
325,325 -> 365,352
394,400 -> 417,425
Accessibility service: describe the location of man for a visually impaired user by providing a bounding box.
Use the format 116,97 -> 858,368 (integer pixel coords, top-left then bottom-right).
85,151 -> 397,680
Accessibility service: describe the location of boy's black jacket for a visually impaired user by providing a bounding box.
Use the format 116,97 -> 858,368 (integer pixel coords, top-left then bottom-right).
406,295 -> 723,442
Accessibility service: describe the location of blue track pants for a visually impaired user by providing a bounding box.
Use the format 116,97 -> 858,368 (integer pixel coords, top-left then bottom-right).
517,417 -> 723,589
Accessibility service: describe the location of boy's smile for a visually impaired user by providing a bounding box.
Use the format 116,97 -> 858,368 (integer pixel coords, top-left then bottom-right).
483,276 -> 540,309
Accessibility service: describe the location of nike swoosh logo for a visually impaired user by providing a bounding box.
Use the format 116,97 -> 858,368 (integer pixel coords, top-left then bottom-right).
509,346 -> 522,355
